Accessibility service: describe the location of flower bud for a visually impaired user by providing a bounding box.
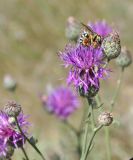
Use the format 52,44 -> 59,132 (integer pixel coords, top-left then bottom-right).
3,74 -> 17,92
79,85 -> 99,98
65,16 -> 81,42
4,100 -> 22,117
102,31 -> 121,60
98,112 -> 113,126
116,46 -> 132,68
29,136 -> 38,145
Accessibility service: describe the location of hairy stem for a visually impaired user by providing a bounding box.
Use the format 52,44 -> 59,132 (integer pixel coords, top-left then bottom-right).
79,105 -> 88,135
95,95 -> 112,160
90,103 -> 95,130
80,98 -> 100,160
81,125 -> 103,160
81,99 -> 91,158
21,146 -> 29,160
15,116 -> 46,160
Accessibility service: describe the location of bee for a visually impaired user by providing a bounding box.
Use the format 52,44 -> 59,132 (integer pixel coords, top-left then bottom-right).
79,23 -> 103,48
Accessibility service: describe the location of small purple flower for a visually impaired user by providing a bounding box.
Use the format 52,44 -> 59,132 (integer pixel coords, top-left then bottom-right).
46,87 -> 79,119
59,44 -> 108,94
88,20 -> 112,37
0,111 -> 30,148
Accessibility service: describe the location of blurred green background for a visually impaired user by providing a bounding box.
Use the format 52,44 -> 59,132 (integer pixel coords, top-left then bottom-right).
0,0 -> 133,159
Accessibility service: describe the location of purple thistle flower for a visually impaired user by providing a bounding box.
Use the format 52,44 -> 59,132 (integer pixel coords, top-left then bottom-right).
0,111 -> 30,148
0,139 -> 7,158
46,87 -> 79,119
59,44 -> 108,94
88,20 -> 112,37
0,139 -> 14,159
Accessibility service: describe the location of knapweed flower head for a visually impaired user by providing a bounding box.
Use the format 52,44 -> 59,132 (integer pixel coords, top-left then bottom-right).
88,20 -> 112,37
0,111 -> 30,149
45,87 -> 79,119
0,139 -> 8,158
0,140 -> 14,159
59,44 -> 108,95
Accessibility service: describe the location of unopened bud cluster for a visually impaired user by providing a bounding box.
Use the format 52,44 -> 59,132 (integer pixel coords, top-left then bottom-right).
4,100 -> 22,117
98,112 -> 113,126
102,31 -> 121,60
116,46 -> 132,68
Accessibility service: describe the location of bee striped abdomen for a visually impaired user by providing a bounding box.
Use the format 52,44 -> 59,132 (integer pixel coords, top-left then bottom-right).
92,34 -> 102,48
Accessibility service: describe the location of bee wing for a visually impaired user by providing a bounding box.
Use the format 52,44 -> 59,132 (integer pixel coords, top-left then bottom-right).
80,22 -> 94,34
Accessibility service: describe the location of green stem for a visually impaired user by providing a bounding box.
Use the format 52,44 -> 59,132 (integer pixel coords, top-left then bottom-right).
105,128 -> 111,160
95,95 -> 112,160
90,104 -> 95,130
15,116 -> 46,160
79,105 -> 88,134
81,100 -> 91,158
96,95 -> 103,111
81,98 -> 98,160
12,90 -> 19,101
110,68 -> 124,112
21,146 -> 29,160
81,125 -> 103,160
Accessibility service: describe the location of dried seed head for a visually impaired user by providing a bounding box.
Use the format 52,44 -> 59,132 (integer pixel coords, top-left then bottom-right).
4,101 -> 22,117
98,112 -> 113,126
102,31 -> 121,60
65,16 -> 81,42
3,75 -> 17,92
116,46 -> 132,68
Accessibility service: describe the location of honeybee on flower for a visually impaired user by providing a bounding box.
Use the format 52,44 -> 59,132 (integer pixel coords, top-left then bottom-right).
79,23 -> 103,48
